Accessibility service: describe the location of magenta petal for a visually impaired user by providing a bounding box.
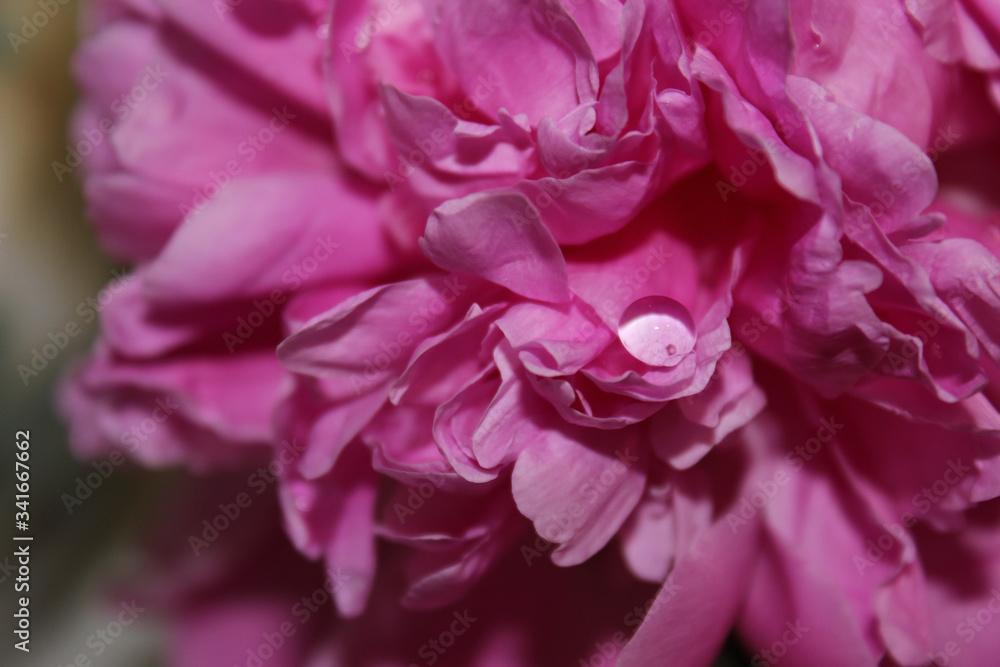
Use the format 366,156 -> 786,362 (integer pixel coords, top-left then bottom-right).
419,0 -> 599,125
618,512 -> 760,667
420,192 -> 571,303
277,276 -> 474,394
511,426 -> 647,566
279,442 -> 377,617
144,176 -> 395,304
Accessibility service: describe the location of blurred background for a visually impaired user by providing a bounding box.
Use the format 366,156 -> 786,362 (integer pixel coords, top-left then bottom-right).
0,1 -> 164,664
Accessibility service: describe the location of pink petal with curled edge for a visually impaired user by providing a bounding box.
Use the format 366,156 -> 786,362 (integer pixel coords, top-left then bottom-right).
788,75 -> 940,238
277,275 -> 475,396
279,442 -> 377,618
618,510 -> 760,667
511,426 -> 647,566
496,297 -> 614,377
420,192 -> 571,303
418,0 -> 599,125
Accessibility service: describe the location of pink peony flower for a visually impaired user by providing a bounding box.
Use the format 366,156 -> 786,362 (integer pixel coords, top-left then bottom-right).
62,0 -> 1000,665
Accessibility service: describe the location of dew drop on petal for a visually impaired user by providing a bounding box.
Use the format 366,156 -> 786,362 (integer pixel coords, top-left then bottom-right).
617,296 -> 697,367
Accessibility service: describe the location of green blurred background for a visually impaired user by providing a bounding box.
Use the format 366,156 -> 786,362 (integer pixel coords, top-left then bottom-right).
0,2 -> 163,664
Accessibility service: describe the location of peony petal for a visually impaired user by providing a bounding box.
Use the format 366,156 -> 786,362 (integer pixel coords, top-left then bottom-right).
420,192 -> 571,303
512,426 -> 647,566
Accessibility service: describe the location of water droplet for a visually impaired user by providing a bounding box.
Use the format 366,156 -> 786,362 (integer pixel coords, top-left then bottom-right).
617,296 -> 697,367
316,22 -> 330,39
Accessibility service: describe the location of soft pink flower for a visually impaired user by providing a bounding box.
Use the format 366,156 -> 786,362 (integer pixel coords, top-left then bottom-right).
62,0 -> 1000,665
